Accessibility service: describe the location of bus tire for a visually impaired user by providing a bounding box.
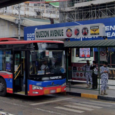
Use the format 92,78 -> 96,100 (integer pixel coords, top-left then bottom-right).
0,78 -> 6,96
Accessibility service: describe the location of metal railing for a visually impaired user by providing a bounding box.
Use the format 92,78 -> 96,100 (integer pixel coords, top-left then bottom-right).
67,68 -> 115,95
74,0 -> 94,4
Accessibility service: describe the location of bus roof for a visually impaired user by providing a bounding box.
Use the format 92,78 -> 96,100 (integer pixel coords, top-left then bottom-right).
0,40 -> 64,45
0,38 -> 19,41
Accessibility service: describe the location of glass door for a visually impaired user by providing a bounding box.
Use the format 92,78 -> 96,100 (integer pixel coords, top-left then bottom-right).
14,51 -> 22,92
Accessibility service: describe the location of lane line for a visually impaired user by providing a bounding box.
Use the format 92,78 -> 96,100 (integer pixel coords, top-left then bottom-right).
31,98 -> 71,106
80,101 -> 112,107
36,108 -> 66,115
73,103 -> 102,109
55,106 -> 84,113
64,105 -> 93,111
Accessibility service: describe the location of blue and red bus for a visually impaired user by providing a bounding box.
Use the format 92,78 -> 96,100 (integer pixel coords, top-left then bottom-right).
0,38 -> 66,96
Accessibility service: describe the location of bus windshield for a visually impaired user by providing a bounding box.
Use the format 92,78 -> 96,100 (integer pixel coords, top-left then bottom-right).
30,43 -> 65,75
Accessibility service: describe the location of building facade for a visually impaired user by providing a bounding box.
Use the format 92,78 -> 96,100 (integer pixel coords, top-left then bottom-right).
0,2 -> 59,20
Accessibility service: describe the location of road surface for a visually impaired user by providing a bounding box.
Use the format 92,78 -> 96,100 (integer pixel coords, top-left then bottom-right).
0,93 -> 115,115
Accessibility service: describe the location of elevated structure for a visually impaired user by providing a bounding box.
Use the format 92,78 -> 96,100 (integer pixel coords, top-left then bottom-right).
59,0 -> 115,22
0,2 -> 59,20
0,0 -> 36,8
0,14 -> 52,39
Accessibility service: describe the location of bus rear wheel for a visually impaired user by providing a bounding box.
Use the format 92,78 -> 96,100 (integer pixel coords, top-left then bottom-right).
0,78 -> 6,96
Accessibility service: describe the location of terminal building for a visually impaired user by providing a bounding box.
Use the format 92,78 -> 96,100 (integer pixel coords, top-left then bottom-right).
59,0 -> 115,80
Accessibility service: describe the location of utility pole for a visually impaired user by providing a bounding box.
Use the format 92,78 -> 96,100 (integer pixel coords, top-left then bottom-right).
15,4 -> 24,40
18,4 -> 21,40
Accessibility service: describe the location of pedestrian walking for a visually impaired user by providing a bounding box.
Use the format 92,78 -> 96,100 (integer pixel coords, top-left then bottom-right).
83,60 -> 92,88
90,61 -> 98,89
100,62 -> 109,95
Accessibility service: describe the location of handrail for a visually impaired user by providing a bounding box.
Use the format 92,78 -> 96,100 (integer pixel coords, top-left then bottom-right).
30,65 -> 32,69
14,64 -> 21,74
14,64 -> 33,79
14,70 -> 21,80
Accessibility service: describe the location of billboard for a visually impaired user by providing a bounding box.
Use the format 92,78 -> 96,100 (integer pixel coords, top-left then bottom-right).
79,48 -> 90,58
24,17 -> 115,41
35,23 -> 105,40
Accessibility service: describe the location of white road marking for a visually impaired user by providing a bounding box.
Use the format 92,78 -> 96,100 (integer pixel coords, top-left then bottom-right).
80,101 -> 112,107
73,103 -> 102,109
36,108 -> 66,115
90,100 -> 115,105
55,106 -> 84,113
0,100 -> 28,108
0,111 -> 14,115
64,105 -> 93,111
31,98 -> 71,106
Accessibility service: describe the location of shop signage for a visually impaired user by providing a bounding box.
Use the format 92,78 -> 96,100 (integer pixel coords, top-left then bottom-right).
35,23 -> 106,40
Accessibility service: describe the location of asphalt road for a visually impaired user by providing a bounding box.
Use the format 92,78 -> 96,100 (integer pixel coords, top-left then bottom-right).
0,93 -> 115,115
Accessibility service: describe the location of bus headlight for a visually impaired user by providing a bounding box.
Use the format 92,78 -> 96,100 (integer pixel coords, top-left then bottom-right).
61,83 -> 66,87
32,85 -> 43,90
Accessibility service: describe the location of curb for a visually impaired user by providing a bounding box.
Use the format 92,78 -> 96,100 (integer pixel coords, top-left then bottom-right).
67,92 -> 115,101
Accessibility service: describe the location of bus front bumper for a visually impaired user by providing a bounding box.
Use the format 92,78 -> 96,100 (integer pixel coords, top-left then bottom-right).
28,85 -> 66,96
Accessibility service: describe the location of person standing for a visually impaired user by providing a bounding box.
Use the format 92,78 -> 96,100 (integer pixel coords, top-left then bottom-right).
100,62 -> 109,95
83,60 -> 92,88
90,61 -> 98,89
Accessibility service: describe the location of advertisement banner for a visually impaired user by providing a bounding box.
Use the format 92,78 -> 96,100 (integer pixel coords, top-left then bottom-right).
24,17 -> 115,41
90,26 -> 99,35
80,48 -> 90,58
72,66 -> 86,80
35,23 -> 105,40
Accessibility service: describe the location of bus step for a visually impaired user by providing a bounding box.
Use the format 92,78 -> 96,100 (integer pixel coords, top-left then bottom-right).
14,91 -> 25,95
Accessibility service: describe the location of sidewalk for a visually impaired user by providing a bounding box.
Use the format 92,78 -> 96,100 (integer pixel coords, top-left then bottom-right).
66,80 -> 115,101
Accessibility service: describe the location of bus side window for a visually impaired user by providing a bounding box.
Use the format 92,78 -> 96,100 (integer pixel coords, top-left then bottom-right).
0,50 -> 12,72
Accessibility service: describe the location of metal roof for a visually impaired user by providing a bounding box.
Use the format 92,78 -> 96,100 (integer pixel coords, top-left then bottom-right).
64,40 -> 115,48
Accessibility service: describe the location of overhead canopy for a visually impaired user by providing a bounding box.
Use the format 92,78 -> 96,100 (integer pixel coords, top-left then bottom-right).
64,40 -> 115,48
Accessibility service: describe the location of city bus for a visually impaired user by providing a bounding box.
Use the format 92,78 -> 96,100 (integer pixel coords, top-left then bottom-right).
0,39 -> 66,96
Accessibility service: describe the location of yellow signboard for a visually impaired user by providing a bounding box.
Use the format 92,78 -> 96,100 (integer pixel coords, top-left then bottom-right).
90,26 -> 99,35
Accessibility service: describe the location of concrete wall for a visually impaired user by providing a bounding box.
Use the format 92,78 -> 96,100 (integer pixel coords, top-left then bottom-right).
0,19 -> 23,38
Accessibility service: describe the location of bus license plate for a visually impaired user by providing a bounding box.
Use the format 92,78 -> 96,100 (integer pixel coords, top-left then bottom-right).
50,90 -> 56,93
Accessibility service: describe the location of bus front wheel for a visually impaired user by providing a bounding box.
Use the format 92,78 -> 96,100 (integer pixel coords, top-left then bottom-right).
0,78 -> 6,96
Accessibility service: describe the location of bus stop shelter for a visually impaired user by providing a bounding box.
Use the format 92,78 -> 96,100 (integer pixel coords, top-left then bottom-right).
64,39 -> 115,99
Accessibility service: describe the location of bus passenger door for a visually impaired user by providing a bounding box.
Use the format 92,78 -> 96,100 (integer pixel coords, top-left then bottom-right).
13,51 -> 25,94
